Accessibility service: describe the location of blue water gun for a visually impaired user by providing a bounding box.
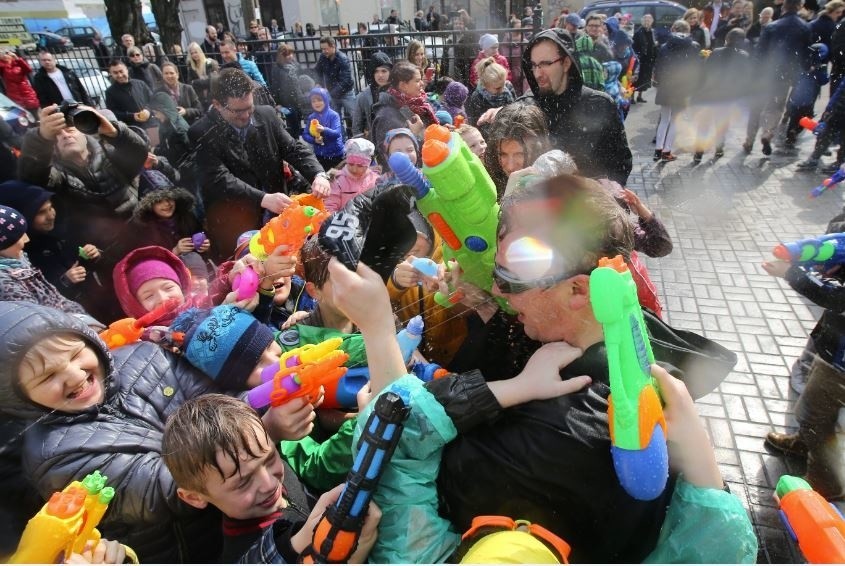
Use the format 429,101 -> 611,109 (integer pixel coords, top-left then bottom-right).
773,232 -> 845,270
810,166 -> 845,198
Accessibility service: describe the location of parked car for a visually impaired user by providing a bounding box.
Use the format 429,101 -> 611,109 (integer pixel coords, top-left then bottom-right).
30,31 -> 74,53
0,92 -> 36,135
54,25 -> 98,48
579,0 -> 687,43
27,56 -> 111,107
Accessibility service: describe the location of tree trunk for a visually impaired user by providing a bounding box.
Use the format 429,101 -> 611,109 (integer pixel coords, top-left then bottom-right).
104,0 -> 153,47
150,0 -> 184,53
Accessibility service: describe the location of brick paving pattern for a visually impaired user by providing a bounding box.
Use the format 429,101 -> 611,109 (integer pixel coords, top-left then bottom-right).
623,99 -> 844,563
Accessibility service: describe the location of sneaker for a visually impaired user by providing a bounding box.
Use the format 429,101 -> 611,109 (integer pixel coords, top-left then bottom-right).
714,147 -> 724,159
742,141 -> 753,154
764,432 -> 808,458
653,149 -> 662,161
762,138 -> 773,156
661,151 -> 677,161
796,158 -> 820,171
693,152 -> 703,163
821,162 -> 842,175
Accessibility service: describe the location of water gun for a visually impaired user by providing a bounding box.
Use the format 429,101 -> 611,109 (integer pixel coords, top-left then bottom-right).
303,389 -> 410,563
454,115 -> 465,128
388,125 -> 509,312
191,231 -> 206,250
410,361 -> 449,382
10,471 -> 116,563
247,337 -> 349,409
249,203 -> 329,261
99,297 -> 181,349
309,118 -> 323,144
772,232 -> 845,269
589,255 -> 668,501
775,475 -> 845,563
231,265 -> 259,301
621,56 -> 637,99
810,166 -> 845,198
800,116 -> 827,135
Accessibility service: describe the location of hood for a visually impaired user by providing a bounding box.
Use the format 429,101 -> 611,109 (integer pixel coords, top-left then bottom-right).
112,245 -> 192,320
606,16 -> 620,34
133,186 -> 196,223
0,181 -> 53,227
0,301 -> 115,420
603,60 -> 622,82
522,28 -> 582,99
309,87 -> 333,120
149,91 -> 190,135
367,51 -> 393,85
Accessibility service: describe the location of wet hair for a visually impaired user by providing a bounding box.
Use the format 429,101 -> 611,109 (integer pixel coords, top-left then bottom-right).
301,235 -> 332,289
484,102 -> 550,198
211,67 -> 253,102
390,60 -> 420,88
163,394 -> 269,493
475,57 -> 507,88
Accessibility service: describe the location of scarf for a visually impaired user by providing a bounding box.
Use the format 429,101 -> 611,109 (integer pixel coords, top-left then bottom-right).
387,87 -> 439,125
476,83 -> 515,108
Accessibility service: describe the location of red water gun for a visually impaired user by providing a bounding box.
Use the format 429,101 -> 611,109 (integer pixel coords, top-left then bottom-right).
248,203 -> 329,261
98,298 -> 181,349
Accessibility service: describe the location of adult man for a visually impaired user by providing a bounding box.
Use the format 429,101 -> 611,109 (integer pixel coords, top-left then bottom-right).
120,34 -> 135,59
32,51 -> 93,107
314,36 -> 355,127
584,15 -> 614,62
269,18 -> 282,38
563,13 -> 585,37
219,39 -> 266,86
387,9 -> 400,24
91,31 -> 111,71
482,29 -> 632,185
188,68 -> 330,261
253,27 -> 274,85
202,25 -> 221,62
104,59 -> 154,129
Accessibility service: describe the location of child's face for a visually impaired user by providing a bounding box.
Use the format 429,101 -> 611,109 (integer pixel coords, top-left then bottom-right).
135,277 -> 185,313
407,233 -> 433,259
310,94 -> 325,112
346,162 -> 369,179
388,136 -> 418,167
152,198 -> 176,219
32,200 -> 56,232
498,138 -> 526,176
19,340 -> 105,412
374,67 -> 390,87
272,276 -> 292,306
184,421 -> 288,520
0,233 -> 29,259
246,341 -> 282,388
462,129 -> 487,159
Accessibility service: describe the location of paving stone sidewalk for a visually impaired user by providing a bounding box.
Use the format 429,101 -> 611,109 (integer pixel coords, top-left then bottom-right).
623,99 -> 844,563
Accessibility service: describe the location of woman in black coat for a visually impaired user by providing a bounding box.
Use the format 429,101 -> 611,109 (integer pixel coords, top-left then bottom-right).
633,14 -> 659,102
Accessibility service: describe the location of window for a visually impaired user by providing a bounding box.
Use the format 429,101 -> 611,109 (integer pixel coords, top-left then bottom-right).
654,5 -> 685,27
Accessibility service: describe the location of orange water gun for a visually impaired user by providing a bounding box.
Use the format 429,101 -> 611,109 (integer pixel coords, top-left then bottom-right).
98,298 -> 182,349
776,475 -> 845,563
621,56 -> 637,99
309,118 -> 323,144
454,115 -> 465,128
248,203 -> 329,261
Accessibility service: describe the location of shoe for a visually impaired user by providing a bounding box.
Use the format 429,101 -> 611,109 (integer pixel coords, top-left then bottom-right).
796,158 -> 820,171
714,147 -> 724,158
693,152 -> 703,163
742,141 -> 753,154
821,162 -> 842,175
661,151 -> 677,161
765,432 -> 808,458
653,149 -> 662,161
762,138 -> 773,156
637,95 -> 646,103
652,136 -> 657,144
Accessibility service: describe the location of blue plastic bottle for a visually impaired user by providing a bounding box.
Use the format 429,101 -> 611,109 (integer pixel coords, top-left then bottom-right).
396,316 -> 424,364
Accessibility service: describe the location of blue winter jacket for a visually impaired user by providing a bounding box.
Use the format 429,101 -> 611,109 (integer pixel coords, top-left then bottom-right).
237,53 -> 267,86
301,87 -> 345,159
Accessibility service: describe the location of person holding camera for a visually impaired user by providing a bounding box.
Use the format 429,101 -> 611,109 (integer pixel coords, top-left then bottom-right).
18,103 -> 148,321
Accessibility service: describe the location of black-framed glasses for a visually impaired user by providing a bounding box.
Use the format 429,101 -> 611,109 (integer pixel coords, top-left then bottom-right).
223,103 -> 255,116
529,56 -> 564,71
492,263 -> 573,295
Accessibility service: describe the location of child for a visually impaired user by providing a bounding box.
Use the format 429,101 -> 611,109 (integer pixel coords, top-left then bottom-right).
325,138 -> 380,212
0,205 -> 101,328
376,127 -> 420,188
603,60 -> 631,122
456,124 -> 487,160
112,245 -> 193,326
0,301 -> 230,563
441,80 -> 469,122
786,43 -> 829,150
162,394 -> 380,563
0,180 -> 103,305
301,87 -> 345,171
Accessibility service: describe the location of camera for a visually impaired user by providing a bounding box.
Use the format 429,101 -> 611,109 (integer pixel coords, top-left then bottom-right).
59,100 -> 100,135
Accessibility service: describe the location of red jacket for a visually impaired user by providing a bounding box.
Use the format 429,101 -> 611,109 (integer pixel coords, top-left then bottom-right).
0,57 -> 39,110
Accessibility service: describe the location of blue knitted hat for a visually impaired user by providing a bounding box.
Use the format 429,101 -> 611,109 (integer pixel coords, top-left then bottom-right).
170,305 -> 275,389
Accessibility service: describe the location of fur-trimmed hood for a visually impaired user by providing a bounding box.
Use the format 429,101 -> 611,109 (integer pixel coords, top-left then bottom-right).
132,186 -> 196,224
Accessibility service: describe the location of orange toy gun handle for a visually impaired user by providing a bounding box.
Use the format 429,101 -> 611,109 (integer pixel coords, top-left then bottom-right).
270,363 -> 347,407
777,475 -> 845,563
98,298 -> 180,349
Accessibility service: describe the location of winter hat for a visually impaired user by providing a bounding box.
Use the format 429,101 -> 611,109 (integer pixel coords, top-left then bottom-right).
344,138 -> 376,166
113,246 -> 192,319
0,205 -> 28,251
235,229 -> 259,259
127,259 -> 181,297
565,13 -> 584,27
479,33 -> 499,51
170,305 -> 275,389
0,181 -> 54,226
180,251 -> 209,280
138,169 -> 176,200
383,128 -> 420,155
435,110 -> 453,125
442,81 -> 469,108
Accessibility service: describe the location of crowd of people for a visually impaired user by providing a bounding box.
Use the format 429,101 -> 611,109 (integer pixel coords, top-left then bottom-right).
0,1 -> 842,563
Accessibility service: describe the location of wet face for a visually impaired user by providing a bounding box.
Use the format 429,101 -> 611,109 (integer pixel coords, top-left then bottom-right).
398,68 -> 424,97
109,63 -> 129,84
374,66 -> 390,86
19,340 -> 106,412
530,40 -> 570,95
135,277 -> 185,313
31,200 -> 56,232
461,129 -> 487,158
219,43 -> 237,63
152,198 -> 176,219
310,94 -> 326,113
0,233 -> 29,259
39,52 -> 56,72
217,93 -> 255,128
387,135 -> 418,166
498,139 -> 526,176
162,65 -> 179,86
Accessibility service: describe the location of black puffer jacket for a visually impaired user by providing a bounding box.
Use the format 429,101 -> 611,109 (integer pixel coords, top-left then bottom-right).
520,28 -> 632,185
0,302 -> 223,563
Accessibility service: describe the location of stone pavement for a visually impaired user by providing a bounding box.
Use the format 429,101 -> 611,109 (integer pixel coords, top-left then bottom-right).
623,99 -> 844,564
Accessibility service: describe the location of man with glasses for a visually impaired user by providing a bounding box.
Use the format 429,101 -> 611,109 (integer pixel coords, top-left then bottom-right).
584,14 -> 614,62
481,28 -> 632,185
188,68 -> 329,262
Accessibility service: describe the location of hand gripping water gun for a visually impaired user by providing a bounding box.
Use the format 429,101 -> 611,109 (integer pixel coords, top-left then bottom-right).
388,125 -> 509,311
799,116 -> 827,135
309,118 -> 324,144
303,389 -> 410,563
589,255 -> 668,501
775,475 -> 845,563
247,337 -> 349,409
10,471 -> 119,563
249,203 -> 329,261
99,297 -> 182,349
810,166 -> 845,198
772,232 -> 845,269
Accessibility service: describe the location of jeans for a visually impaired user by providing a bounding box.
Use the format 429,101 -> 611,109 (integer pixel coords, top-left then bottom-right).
331,92 -> 356,135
